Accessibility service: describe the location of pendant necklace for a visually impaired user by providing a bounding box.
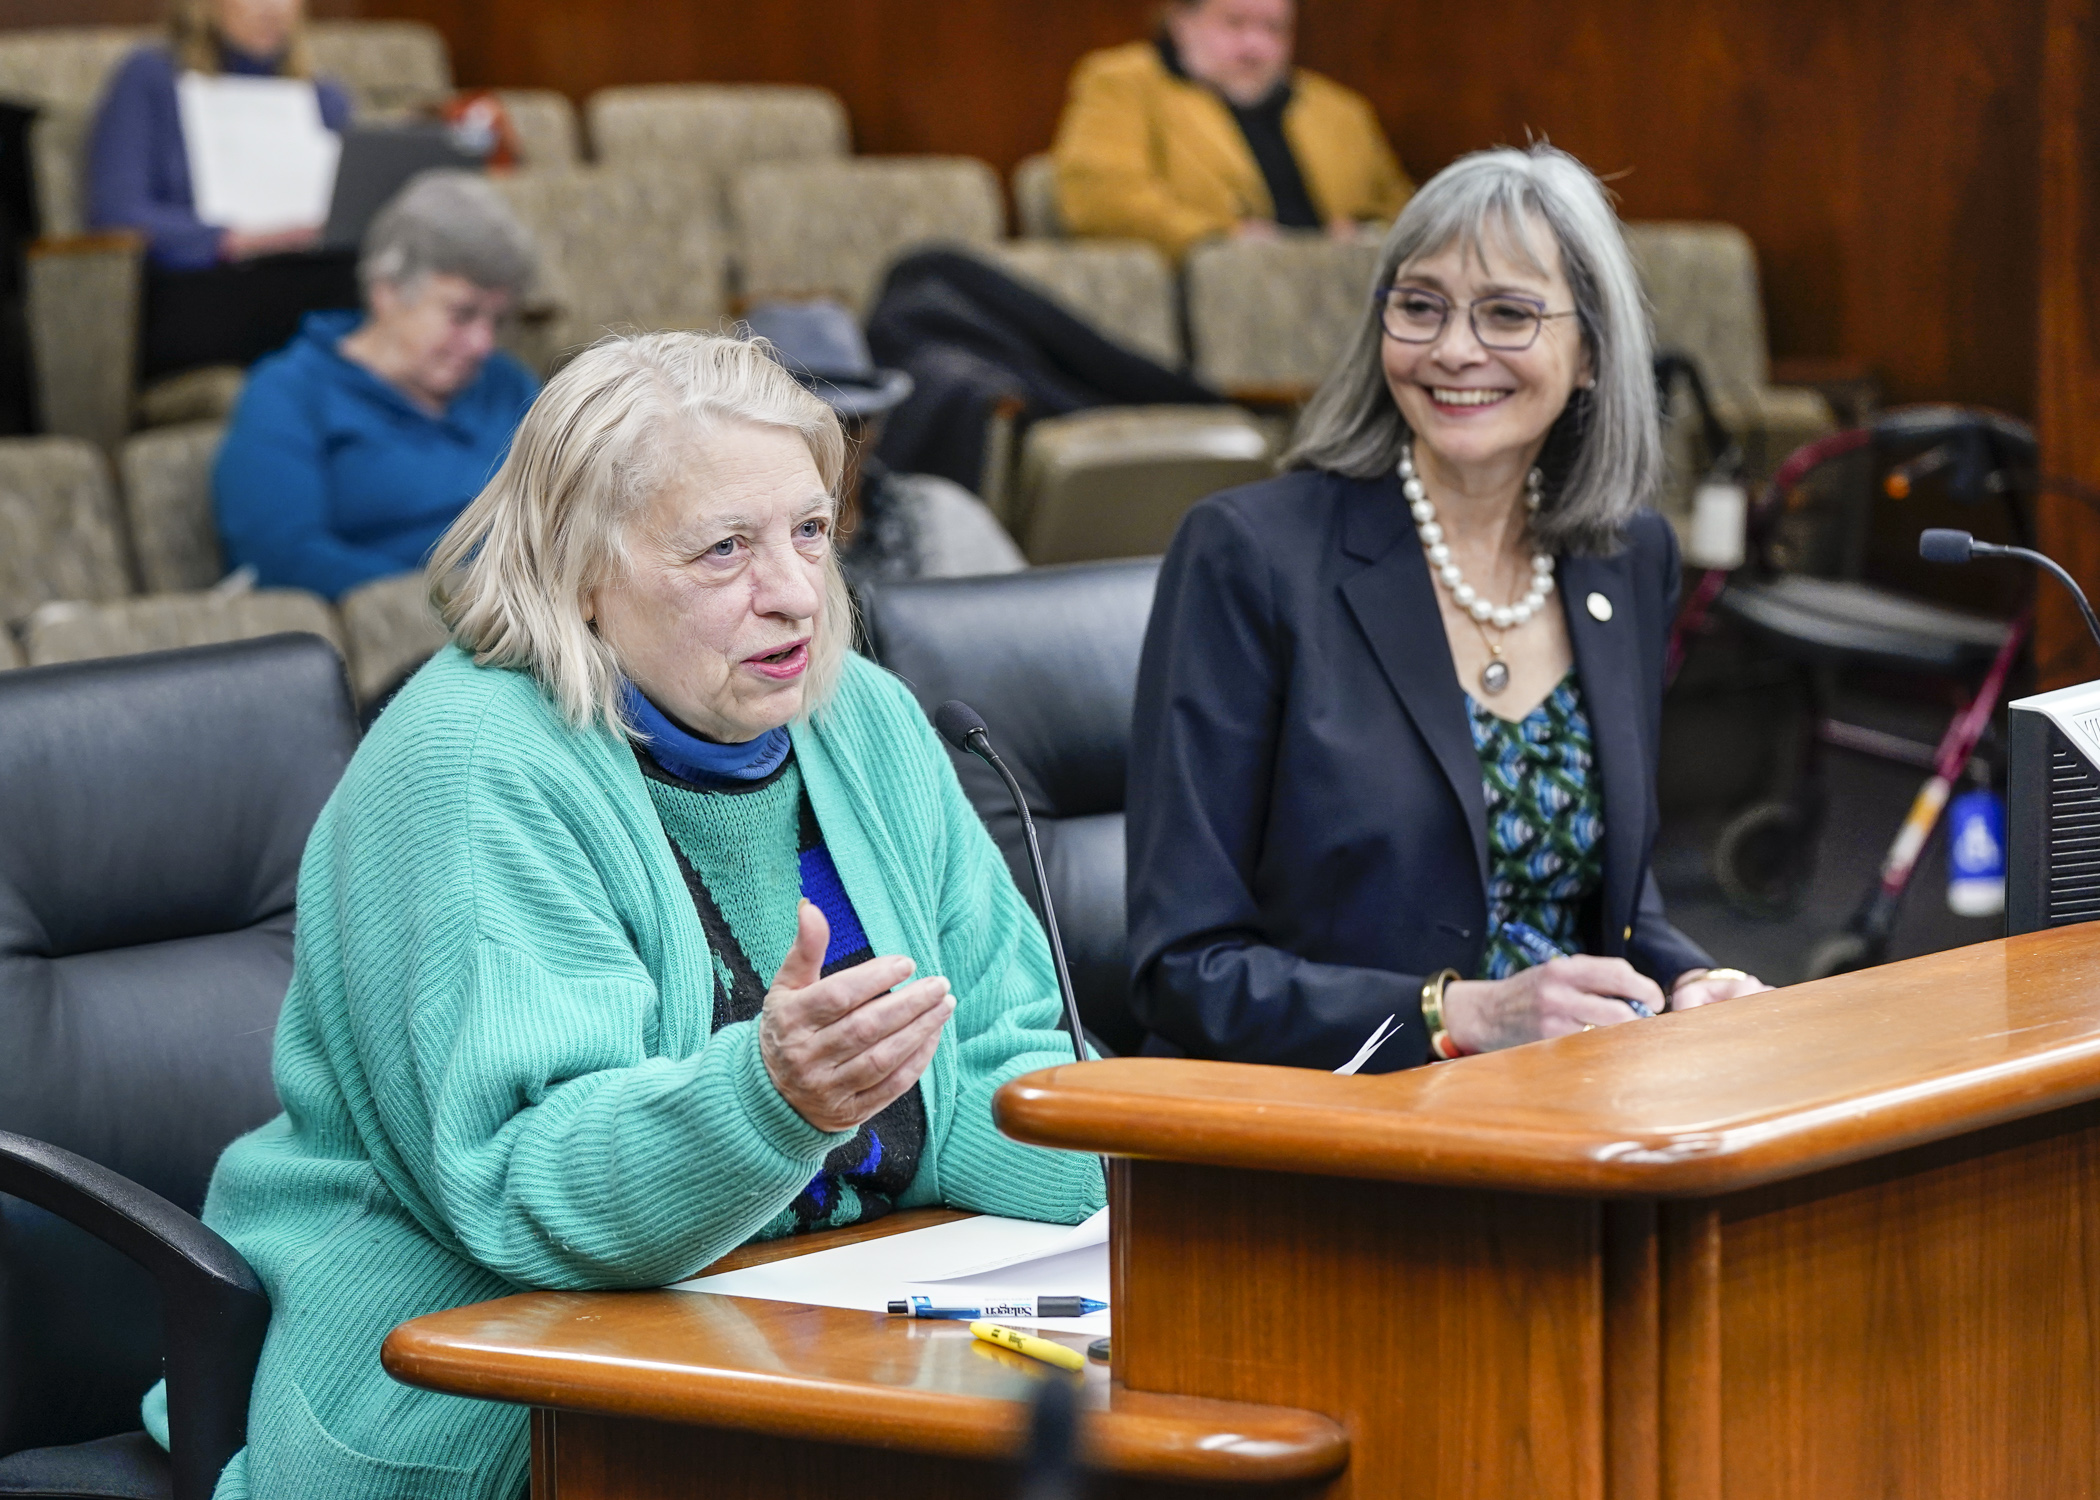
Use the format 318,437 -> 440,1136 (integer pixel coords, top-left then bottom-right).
1472,615 -> 1513,697
1400,442 -> 1555,697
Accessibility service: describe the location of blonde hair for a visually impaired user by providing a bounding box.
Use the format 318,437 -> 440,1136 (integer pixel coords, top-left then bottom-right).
169,0 -> 313,77
429,331 -> 852,738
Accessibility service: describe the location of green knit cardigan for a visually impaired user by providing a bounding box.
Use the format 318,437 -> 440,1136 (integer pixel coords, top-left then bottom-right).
197,646 -> 1104,1500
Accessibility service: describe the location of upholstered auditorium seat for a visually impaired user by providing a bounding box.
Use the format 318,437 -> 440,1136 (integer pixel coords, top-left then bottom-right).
0,635 -> 359,1500
119,421 -> 227,595
120,421 -> 438,701
1623,221 -> 1837,522
71,423 -> 351,676
2,428 -> 355,687
1183,235 -> 1383,400
731,157 -> 1004,313
586,83 -> 848,218
493,88 -> 583,169
492,168 -> 731,372
1008,405 -> 1272,564
0,28 -> 147,243
0,438 -> 132,643
0,20 -> 449,236
335,572 -> 447,705
984,240 -> 1181,368
973,241 -> 1240,547
307,20 -> 452,115
3,19 -> 455,447
1010,152 -> 1064,239
859,559 -> 1161,1054
22,589 -> 346,671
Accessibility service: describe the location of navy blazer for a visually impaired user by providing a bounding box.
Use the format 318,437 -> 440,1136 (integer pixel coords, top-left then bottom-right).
1126,468 -> 1712,1072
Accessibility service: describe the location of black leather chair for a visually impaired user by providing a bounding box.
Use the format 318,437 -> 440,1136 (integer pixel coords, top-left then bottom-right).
0,635 -> 359,1500
859,558 -> 1159,1056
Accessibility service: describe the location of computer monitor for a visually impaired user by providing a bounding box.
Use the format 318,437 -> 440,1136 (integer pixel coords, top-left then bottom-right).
2007,678 -> 2100,933
321,124 -> 485,251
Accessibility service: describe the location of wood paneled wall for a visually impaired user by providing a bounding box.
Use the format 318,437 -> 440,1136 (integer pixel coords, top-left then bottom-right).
2037,0 -> 2100,688
349,0 -> 2044,420
7,0 -> 2044,414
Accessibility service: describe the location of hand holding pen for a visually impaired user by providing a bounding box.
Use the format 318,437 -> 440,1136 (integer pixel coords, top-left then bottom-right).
1436,925 -> 1667,1052
1503,922 -> 1655,1017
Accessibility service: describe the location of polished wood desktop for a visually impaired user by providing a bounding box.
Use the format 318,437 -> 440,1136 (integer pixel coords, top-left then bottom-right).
387,927 -> 2100,1498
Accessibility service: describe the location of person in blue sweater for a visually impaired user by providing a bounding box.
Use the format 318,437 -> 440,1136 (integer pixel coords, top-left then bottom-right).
215,170 -> 539,601
89,0 -> 363,377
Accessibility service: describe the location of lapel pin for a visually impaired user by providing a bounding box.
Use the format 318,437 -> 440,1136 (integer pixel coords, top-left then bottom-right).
1586,592 -> 1614,622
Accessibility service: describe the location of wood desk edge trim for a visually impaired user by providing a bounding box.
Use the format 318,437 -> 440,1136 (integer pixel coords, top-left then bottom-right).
380,1326 -> 1349,1484
992,1061 -> 2100,1197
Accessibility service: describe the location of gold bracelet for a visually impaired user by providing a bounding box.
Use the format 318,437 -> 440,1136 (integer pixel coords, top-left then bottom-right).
1421,968 -> 1463,1059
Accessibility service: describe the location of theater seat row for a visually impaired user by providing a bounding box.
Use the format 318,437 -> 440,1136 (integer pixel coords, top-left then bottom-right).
0,427 -> 441,699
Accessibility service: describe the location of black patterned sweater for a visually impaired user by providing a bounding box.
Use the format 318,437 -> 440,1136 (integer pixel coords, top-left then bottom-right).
635,746 -> 928,1239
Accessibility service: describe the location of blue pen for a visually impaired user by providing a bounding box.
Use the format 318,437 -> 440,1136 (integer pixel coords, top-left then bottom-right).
887,1295 -> 1108,1320
1503,921 -> 1655,1018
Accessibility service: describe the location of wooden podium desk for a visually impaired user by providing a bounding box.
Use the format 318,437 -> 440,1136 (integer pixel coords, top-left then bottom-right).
389,929 -> 2100,1499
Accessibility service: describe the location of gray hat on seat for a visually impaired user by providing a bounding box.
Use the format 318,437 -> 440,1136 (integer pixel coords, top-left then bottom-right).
744,299 -> 914,420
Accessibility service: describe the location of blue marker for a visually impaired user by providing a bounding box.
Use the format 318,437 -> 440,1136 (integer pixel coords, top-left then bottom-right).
1503,921 -> 1655,1018
887,1295 -> 1108,1320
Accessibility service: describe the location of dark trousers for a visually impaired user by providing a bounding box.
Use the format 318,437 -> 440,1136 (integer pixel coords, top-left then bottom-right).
141,248 -> 360,380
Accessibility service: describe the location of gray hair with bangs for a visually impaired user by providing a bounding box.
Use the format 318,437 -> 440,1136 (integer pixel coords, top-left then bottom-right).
429,330 -> 852,736
1286,143 -> 1658,554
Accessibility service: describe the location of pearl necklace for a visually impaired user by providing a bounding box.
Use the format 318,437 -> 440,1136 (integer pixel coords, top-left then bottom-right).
1401,442 -> 1556,696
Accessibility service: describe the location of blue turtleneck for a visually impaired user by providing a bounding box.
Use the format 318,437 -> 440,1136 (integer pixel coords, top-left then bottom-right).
621,683 -> 794,785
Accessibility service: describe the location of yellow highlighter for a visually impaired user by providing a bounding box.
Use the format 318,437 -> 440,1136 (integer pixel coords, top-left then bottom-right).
969,1320 -> 1086,1373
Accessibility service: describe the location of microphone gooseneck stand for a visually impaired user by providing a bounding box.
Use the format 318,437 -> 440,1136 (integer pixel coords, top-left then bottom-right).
932,701 -> 1090,1067
932,700 -> 1109,1193
1920,527 -> 2100,651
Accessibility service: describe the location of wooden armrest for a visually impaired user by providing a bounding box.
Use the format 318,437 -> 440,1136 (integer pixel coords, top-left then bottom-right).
1221,381 -> 1316,409
28,230 -> 144,260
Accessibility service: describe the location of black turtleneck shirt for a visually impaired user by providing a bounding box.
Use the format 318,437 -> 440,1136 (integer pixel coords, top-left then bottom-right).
1156,35 -> 1321,230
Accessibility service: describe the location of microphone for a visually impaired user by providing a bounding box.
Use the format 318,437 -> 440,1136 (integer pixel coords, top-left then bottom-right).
933,700 -> 1090,1068
1920,529 -> 2100,652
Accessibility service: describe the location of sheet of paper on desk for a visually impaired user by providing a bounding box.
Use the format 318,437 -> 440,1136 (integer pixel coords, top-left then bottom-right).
673,1208 -> 1110,1334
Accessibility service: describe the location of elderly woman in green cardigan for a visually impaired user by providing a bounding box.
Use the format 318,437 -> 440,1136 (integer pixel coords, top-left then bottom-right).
159,330 -> 1105,1500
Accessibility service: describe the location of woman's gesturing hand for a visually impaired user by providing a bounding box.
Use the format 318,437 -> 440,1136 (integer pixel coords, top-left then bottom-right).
760,900 -> 955,1133
1441,956 -> 1668,1054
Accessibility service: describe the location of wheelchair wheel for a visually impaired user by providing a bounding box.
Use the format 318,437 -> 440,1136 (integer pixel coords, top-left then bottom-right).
1804,931 -> 1877,981
1713,801 -> 1816,917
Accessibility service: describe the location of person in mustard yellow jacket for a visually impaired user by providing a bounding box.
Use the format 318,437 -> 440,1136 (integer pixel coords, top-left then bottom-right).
1052,0 -> 1412,261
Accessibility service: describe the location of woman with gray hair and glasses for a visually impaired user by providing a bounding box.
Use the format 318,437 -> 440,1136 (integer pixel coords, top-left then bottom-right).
213,169 -> 540,600
156,329 -> 1103,1498
1126,142 -> 1768,1073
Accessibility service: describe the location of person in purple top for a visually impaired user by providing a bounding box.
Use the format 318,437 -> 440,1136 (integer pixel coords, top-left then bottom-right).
88,0 -> 358,377
214,171 -> 539,603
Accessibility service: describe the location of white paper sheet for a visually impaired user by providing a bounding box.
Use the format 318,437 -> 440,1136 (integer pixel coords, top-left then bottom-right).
1336,1013 -> 1399,1074
177,72 -> 340,233
673,1209 -> 1110,1334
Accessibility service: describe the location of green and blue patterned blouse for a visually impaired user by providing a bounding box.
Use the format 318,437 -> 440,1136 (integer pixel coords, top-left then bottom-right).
1466,671 -> 1606,979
